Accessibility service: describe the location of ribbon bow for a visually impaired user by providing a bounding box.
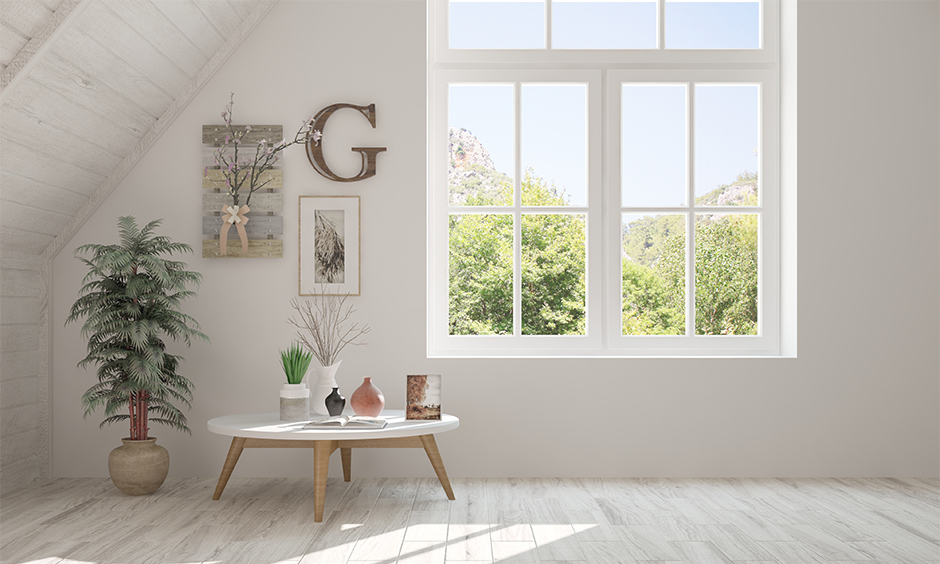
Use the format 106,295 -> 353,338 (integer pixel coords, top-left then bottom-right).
219,204 -> 250,255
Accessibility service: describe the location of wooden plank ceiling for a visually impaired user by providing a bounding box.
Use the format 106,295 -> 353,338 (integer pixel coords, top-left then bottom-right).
0,0 -> 267,255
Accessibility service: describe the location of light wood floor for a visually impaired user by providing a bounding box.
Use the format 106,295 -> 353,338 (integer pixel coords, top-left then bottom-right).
1,477 -> 937,564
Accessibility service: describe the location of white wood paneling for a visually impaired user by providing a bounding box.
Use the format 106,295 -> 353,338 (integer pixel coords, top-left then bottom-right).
1,171 -> 90,215
194,0 -> 245,39
50,26 -> 174,118
0,140 -> 105,193
28,52 -> 158,136
0,21 -> 28,64
151,0 -> 224,60
0,0 -> 54,38
72,2 -> 191,93
107,0 -> 209,78
0,227 -> 53,254
0,201 -> 71,239
4,77 -> 143,156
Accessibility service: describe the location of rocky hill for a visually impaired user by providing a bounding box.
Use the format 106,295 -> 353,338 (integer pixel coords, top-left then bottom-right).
448,128 -> 510,205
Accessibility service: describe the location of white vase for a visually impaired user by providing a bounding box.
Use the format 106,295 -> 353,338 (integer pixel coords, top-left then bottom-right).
310,360 -> 342,416
280,383 -> 310,421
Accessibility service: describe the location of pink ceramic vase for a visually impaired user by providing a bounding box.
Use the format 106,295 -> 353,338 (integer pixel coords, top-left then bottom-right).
350,377 -> 385,417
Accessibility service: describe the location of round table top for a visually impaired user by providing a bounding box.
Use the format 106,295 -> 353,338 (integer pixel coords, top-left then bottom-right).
207,410 -> 459,441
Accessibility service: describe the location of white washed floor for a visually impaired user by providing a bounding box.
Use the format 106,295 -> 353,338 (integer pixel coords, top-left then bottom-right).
1,477 -> 937,564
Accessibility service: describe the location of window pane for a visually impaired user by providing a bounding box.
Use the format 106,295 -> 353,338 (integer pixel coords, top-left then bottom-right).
695,213 -> 758,335
449,214 -> 514,335
449,0 -> 545,49
522,214 -> 586,335
622,214 -> 686,335
694,84 -> 759,206
665,1 -> 760,49
622,84 -> 687,207
553,1 -> 657,49
522,84 -> 587,206
449,84 -> 514,206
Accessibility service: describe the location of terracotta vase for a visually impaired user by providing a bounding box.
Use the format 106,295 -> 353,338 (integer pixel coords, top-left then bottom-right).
310,361 -> 342,416
350,377 -> 385,417
108,438 -> 169,495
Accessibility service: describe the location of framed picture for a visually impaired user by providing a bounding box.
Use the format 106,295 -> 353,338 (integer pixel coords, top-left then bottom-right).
299,196 -> 360,295
406,374 -> 442,420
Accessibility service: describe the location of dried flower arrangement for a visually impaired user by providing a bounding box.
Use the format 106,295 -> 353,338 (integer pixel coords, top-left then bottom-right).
288,294 -> 371,367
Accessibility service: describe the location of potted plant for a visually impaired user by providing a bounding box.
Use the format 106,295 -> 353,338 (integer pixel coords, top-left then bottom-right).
278,342 -> 313,421
66,216 -> 208,495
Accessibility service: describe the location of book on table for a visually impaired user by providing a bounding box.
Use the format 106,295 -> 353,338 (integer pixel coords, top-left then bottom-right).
304,415 -> 388,429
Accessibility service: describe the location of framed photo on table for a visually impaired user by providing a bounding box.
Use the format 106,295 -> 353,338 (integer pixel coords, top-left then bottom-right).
299,196 -> 360,295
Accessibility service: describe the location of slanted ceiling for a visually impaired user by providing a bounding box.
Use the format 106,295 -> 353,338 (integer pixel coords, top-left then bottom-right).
0,0 -> 276,257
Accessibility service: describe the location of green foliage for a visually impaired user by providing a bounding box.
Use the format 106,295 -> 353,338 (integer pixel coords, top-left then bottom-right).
692,215 -> 758,335
448,170 -> 585,335
279,342 -> 313,385
66,217 -> 208,439
621,259 -> 684,335
621,214 -> 684,268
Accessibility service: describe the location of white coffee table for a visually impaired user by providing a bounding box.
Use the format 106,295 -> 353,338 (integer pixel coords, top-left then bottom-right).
207,410 -> 459,521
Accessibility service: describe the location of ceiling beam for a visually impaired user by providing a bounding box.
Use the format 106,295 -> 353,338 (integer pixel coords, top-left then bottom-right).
0,0 -> 86,95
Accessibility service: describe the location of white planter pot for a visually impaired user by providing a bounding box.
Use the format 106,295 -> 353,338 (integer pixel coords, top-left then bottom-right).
310,360 -> 342,416
280,383 -> 310,421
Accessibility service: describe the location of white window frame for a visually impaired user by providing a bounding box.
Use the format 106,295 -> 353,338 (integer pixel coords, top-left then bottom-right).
428,0 -> 790,358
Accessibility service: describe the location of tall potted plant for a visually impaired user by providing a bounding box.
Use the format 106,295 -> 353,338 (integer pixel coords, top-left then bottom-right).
66,216 -> 208,495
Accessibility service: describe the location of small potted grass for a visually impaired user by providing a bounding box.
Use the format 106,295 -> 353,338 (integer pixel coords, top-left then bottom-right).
279,342 -> 313,421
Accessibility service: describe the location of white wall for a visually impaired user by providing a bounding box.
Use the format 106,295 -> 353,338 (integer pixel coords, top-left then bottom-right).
50,0 -> 939,480
0,250 -> 46,493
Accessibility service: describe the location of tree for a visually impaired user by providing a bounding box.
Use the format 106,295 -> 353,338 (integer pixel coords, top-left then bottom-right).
67,217 -> 209,440
448,170 -> 586,335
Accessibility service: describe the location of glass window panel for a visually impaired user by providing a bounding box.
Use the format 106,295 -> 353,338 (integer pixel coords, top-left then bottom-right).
521,84 -> 587,206
449,214 -> 514,335
694,213 -> 758,335
622,84 -> 687,207
553,1 -> 657,50
665,1 -> 760,49
622,214 -> 686,335
449,84 -> 514,206
522,213 -> 586,335
694,84 -> 759,206
449,0 -> 545,49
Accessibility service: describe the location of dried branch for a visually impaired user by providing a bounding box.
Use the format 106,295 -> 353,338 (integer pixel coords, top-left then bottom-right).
288,293 -> 371,367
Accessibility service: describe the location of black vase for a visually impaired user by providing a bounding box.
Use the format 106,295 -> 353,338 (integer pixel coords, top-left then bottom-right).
325,386 -> 345,416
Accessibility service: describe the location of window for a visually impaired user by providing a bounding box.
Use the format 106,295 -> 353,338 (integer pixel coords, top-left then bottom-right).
429,0 -> 788,357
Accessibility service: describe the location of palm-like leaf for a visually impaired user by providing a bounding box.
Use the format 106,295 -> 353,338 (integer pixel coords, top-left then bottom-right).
67,217 -> 209,439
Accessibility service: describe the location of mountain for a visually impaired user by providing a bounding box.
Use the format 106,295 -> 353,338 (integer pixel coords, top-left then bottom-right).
448,128 -> 511,205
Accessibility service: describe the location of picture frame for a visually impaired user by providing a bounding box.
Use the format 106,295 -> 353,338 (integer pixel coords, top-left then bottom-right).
299,195 -> 360,295
406,374 -> 442,421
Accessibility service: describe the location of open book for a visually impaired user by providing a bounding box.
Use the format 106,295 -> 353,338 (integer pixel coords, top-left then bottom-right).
303,415 -> 388,429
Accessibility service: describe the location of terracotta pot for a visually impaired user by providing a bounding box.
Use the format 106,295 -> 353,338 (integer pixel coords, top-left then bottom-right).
108,438 -> 169,495
350,377 -> 385,417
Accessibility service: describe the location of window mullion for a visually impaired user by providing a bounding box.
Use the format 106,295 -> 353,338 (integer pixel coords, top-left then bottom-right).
545,0 -> 552,50
686,81 -> 696,337
658,0 -> 666,50
513,81 -> 523,337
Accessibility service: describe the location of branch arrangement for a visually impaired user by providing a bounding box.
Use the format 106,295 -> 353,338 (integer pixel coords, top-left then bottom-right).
207,92 -> 323,207
288,294 -> 371,367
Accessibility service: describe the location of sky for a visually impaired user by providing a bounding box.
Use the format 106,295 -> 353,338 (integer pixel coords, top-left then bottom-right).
448,1 -> 761,208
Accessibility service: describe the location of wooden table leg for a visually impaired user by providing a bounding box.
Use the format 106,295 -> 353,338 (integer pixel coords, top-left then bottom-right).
313,440 -> 336,522
341,447 -> 352,482
419,434 -> 455,500
212,436 -> 246,500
